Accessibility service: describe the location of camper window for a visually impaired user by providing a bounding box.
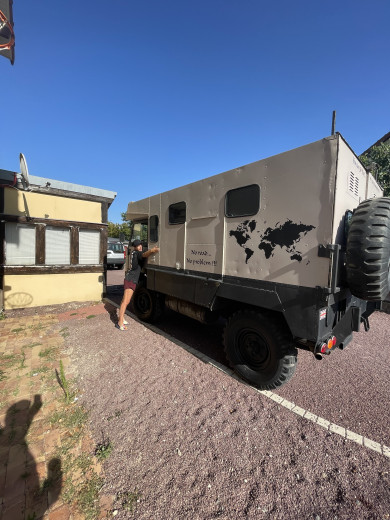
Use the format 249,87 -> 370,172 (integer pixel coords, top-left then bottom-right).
225,184 -> 260,218
169,201 -> 186,224
149,215 -> 159,242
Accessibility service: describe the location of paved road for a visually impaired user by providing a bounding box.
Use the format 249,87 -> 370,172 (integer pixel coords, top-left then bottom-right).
106,268 -> 390,451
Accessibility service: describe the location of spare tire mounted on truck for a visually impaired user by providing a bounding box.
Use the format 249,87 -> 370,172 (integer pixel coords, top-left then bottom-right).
346,197 -> 390,301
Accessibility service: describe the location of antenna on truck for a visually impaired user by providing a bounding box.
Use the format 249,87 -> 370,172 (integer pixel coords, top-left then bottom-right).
331,110 -> 336,135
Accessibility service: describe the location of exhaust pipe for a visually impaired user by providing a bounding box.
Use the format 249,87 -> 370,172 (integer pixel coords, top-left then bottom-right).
165,295 -> 207,323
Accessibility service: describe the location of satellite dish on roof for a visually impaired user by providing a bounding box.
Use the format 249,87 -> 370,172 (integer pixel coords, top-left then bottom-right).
19,153 -> 30,187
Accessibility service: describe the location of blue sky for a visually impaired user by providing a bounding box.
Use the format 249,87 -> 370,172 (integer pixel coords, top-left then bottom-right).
1,0 -> 389,223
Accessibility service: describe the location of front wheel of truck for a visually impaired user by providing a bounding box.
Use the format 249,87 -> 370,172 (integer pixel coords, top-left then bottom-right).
223,310 -> 297,390
132,286 -> 164,323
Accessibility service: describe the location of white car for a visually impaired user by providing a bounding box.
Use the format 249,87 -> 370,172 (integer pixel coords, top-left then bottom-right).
107,241 -> 125,269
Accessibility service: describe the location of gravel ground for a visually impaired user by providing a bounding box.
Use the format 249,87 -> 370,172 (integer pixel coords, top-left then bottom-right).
7,269 -> 389,519
59,301 -> 390,520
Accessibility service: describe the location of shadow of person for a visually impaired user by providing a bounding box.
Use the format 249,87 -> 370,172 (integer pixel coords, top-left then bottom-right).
0,395 -> 63,518
104,301 -> 120,325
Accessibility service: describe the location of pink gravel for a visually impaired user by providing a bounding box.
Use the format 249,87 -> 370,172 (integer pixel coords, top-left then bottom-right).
57,302 -> 390,520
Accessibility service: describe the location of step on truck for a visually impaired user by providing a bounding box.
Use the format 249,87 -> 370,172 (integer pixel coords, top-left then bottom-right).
126,134 -> 390,389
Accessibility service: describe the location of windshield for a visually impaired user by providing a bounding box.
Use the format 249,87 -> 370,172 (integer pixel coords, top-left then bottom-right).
131,222 -> 148,246
108,244 -> 124,253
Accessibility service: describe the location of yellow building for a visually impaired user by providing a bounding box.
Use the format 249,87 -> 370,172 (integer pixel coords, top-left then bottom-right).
0,168 -> 116,309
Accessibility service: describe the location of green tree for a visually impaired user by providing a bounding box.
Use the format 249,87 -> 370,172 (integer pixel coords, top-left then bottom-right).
107,212 -> 133,241
359,142 -> 390,196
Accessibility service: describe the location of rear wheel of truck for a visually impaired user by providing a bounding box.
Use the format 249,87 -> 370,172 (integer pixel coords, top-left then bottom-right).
223,310 -> 297,390
346,197 -> 390,301
132,286 -> 163,323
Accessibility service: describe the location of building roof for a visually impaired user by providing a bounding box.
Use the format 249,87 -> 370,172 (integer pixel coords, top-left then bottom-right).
0,169 -> 116,203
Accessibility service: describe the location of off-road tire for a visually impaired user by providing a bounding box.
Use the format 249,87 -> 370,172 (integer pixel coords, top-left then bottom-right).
346,197 -> 390,301
132,286 -> 164,323
223,309 -> 297,390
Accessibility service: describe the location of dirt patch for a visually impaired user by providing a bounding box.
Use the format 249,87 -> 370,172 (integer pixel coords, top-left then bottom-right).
4,300 -> 102,320
0,310 -> 114,519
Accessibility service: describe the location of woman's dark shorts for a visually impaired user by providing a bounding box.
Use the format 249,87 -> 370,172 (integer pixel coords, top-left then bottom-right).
124,280 -> 137,291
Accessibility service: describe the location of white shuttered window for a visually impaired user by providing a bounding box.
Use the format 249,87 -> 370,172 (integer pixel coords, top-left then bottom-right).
5,223 -> 36,265
79,229 -> 100,264
45,227 -> 70,265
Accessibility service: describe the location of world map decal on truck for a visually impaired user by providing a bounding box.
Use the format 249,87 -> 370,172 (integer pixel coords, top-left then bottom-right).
229,219 -> 316,264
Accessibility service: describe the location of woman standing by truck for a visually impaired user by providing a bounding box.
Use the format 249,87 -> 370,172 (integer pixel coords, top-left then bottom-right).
117,239 -> 159,330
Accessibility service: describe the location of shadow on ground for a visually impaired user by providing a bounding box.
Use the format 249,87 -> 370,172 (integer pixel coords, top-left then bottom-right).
106,286 -> 229,367
0,395 -> 62,518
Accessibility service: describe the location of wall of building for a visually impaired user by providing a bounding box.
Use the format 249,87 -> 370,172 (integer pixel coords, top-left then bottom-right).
5,188 -> 102,223
4,273 -> 103,309
1,180 -> 114,310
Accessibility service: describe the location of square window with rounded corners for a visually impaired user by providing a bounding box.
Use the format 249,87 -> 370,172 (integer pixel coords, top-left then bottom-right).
225,184 -> 260,218
169,201 -> 186,224
149,215 -> 159,242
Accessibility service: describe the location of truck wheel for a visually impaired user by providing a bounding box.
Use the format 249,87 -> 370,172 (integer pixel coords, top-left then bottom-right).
132,287 -> 163,323
346,197 -> 390,301
223,310 -> 297,390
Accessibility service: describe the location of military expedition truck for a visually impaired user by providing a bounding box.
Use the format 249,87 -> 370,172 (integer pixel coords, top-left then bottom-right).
126,134 -> 390,389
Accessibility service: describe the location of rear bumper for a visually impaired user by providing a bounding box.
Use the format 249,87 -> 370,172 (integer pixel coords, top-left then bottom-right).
313,297 -> 379,355
107,258 -> 125,265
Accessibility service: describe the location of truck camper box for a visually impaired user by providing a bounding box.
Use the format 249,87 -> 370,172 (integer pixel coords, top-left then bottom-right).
126,134 -> 389,389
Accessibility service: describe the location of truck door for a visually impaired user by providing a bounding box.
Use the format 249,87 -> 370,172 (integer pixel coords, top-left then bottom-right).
160,195 -> 186,270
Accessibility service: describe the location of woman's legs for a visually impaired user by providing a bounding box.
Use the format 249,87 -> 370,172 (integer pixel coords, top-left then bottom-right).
118,288 -> 134,327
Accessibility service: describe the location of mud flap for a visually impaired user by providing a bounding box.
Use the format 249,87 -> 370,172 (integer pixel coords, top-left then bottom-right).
332,306 -> 361,344
351,306 -> 362,332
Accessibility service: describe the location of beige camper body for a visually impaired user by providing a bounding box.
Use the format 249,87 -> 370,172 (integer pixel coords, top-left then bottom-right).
127,134 -> 381,287
126,134 -> 387,390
